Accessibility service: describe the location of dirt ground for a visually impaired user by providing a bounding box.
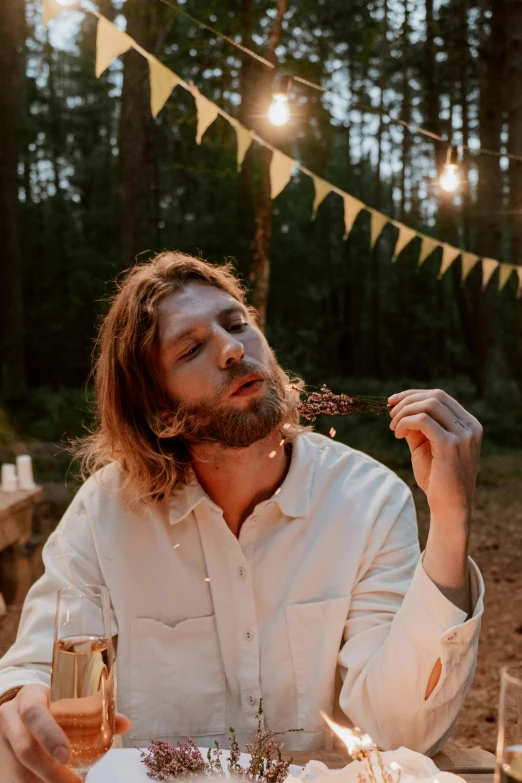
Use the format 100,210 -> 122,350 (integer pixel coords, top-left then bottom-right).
0,452 -> 521,753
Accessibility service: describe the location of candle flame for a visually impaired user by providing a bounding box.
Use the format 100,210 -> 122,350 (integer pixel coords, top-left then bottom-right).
319,711 -> 364,756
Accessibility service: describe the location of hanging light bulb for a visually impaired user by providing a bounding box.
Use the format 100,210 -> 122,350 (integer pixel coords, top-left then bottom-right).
439,145 -> 461,193
267,73 -> 292,127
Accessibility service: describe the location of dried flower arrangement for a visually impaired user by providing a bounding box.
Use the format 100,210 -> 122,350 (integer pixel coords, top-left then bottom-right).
139,701 -> 302,783
296,386 -> 391,423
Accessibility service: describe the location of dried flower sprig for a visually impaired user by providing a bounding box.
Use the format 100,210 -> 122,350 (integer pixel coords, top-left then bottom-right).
340,726 -> 402,783
139,700 -> 303,783
296,385 -> 390,423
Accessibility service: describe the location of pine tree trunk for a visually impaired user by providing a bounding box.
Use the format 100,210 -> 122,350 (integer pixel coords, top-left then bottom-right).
474,0 -> 508,395
505,0 -> 522,397
119,0 -> 153,270
251,0 -> 288,333
0,0 -> 26,397
237,0 -> 255,282
371,0 -> 388,381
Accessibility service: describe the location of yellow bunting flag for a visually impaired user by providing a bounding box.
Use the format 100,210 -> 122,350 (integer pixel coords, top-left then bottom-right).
43,0 -> 63,28
343,194 -> 365,240
460,252 -> 480,283
194,89 -> 219,145
481,258 -> 499,289
312,176 -> 332,219
96,17 -> 133,78
370,212 -> 388,249
418,236 -> 439,266
149,58 -> 181,118
269,151 -> 295,199
498,263 -> 515,291
392,225 -> 416,261
233,123 -> 253,172
438,244 -> 461,279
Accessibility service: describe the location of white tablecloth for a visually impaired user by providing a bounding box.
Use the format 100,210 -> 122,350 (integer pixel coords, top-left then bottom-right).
87,747 -> 304,782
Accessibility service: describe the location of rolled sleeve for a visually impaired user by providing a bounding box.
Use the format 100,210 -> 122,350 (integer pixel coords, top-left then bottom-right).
338,487 -> 484,755
398,555 -> 484,653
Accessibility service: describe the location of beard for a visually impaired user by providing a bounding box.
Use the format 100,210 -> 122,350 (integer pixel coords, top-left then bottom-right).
171,353 -> 288,449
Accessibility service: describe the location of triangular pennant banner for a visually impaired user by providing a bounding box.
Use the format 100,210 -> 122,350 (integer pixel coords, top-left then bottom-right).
194,89 -> 219,145
418,236 -> 439,266
343,194 -> 365,239
43,0 -> 63,28
233,123 -> 253,172
370,212 -> 388,249
392,225 -> 416,261
517,267 -> 522,298
312,177 -> 332,219
498,263 -> 514,291
460,252 -> 480,283
482,258 -> 499,289
269,151 -> 295,199
96,17 -> 133,78
149,58 -> 181,118
438,244 -> 461,279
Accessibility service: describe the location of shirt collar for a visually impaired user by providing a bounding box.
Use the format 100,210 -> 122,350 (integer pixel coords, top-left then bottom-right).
167,433 -> 316,526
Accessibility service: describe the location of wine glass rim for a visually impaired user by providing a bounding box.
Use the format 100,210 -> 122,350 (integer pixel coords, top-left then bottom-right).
58,584 -> 109,598
501,663 -> 522,685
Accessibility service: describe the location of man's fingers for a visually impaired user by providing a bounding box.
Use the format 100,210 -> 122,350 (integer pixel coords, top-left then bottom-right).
1,704 -> 80,783
389,389 -> 480,433
390,398 -> 469,438
17,685 -> 71,765
115,713 -> 131,735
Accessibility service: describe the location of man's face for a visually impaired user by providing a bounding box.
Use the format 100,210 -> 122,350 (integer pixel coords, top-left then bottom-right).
157,281 -> 287,448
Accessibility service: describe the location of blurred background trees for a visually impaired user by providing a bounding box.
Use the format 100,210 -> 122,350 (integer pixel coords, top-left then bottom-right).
1,0 -> 521,452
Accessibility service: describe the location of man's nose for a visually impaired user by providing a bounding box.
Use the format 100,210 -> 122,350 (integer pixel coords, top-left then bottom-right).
216,328 -> 245,367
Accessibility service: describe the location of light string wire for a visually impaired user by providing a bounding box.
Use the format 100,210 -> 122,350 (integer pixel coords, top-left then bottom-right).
159,0 -> 522,164
48,0 -> 521,292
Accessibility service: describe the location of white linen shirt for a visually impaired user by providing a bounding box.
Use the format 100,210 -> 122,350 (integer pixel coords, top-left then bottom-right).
0,433 -> 483,755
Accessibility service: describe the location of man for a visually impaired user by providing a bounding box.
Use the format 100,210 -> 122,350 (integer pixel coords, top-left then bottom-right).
0,251 -> 484,783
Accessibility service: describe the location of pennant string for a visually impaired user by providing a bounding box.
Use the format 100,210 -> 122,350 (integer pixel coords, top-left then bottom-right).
54,2 -> 520,295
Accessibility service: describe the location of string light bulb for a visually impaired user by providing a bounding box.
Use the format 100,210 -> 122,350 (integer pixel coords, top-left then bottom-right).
439,145 -> 460,193
268,73 -> 292,127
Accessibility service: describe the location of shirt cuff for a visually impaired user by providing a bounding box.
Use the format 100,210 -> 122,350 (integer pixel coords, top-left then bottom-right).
397,554 -> 484,653
0,671 -> 51,703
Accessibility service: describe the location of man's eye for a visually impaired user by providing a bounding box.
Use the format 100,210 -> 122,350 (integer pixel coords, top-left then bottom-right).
229,322 -> 247,332
181,343 -> 202,359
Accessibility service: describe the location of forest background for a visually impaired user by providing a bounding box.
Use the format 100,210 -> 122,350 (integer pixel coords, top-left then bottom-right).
0,0 -> 522,753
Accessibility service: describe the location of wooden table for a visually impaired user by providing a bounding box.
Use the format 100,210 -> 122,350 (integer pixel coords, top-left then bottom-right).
280,746 -> 496,783
0,486 -> 42,606
0,487 -> 42,551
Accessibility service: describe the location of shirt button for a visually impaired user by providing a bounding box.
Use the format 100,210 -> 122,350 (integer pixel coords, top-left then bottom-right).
237,567 -> 246,579
248,695 -> 257,706
244,629 -> 254,642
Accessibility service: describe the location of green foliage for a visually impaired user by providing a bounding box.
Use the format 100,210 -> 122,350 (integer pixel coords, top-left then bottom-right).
2,0 -> 521,454
7,386 -> 93,442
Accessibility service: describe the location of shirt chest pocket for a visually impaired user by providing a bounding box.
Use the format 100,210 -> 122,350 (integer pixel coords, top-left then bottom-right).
129,614 -> 226,741
286,597 -> 351,736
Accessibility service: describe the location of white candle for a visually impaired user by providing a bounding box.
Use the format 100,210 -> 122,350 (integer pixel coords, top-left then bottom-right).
1,464 -> 18,492
16,455 -> 36,490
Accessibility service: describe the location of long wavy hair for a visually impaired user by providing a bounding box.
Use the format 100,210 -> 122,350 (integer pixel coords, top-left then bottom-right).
72,251 -> 309,506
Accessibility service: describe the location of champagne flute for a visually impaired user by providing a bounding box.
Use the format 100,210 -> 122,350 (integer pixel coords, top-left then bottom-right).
496,664 -> 522,783
49,585 -> 115,782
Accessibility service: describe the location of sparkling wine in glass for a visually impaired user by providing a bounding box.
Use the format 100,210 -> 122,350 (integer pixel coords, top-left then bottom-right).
50,585 -> 115,782
496,664 -> 522,783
